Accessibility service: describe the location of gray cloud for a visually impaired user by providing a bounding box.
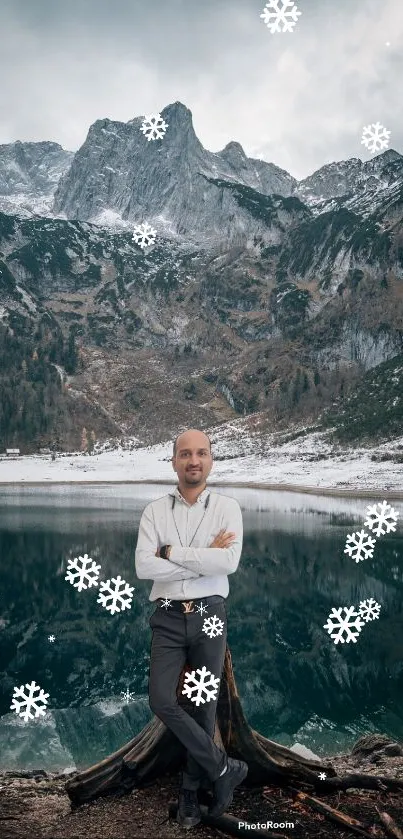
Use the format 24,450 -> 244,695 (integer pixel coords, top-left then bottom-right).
0,0 -> 402,179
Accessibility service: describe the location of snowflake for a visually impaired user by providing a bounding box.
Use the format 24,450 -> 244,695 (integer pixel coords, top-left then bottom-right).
48,635 -> 56,643
260,0 -> 301,33
202,614 -> 224,639
121,687 -> 136,703
132,222 -> 157,249
97,575 -> 135,615
361,122 -> 391,154
344,529 -> 376,563
140,113 -> 168,141
363,500 -> 399,538
358,597 -> 381,622
181,665 -> 220,707
159,598 -> 172,610
318,772 -> 327,780
323,606 -> 366,644
195,601 -> 209,616
10,681 -> 50,722
65,554 -> 101,592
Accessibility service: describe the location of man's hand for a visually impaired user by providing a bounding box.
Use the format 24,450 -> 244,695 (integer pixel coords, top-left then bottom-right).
209,529 -> 236,548
155,531 -> 235,557
155,546 -> 171,558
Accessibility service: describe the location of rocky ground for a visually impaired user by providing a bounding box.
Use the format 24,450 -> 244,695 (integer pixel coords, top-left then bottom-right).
1,736 -> 402,839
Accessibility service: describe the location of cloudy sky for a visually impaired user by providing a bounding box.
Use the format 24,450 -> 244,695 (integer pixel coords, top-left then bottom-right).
0,0 -> 402,180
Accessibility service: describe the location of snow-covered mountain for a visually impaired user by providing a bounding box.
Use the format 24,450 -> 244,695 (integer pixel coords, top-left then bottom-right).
293,149 -> 403,219
0,141 -> 74,218
0,101 -> 402,454
1,102 -> 402,244
52,102 -> 298,244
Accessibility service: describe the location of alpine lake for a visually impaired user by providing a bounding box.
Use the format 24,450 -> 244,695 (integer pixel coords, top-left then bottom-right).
0,483 -> 402,773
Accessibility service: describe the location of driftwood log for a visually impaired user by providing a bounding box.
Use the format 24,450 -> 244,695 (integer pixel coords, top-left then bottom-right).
66,645 -> 403,837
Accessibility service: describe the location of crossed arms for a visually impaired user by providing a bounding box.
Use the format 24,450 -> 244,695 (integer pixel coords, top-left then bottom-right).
135,502 -> 243,582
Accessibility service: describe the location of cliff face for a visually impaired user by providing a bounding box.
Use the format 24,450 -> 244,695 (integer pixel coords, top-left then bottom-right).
51,102 -> 297,244
0,102 -> 402,452
293,149 -> 403,211
0,140 -> 74,218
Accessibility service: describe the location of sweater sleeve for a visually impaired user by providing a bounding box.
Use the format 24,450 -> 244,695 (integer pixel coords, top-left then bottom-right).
135,504 -> 202,582
168,500 -> 243,576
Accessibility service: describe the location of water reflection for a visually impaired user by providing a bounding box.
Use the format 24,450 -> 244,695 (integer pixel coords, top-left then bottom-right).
0,484 -> 402,771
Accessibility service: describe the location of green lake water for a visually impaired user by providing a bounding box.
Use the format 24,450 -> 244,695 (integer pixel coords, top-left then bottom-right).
0,484 -> 402,772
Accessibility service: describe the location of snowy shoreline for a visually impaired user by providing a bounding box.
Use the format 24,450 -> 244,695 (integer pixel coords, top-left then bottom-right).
0,426 -> 402,498
0,478 -> 402,499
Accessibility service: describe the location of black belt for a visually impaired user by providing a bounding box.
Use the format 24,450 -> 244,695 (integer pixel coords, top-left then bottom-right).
155,595 -> 225,614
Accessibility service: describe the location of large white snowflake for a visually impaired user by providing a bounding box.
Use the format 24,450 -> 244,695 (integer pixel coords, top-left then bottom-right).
132,222 -> 157,249
323,606 -> 366,644
65,554 -> 101,591
202,614 -> 224,639
361,122 -> 391,154
140,113 -> 168,141
358,598 -> 381,622
260,0 -> 301,33
344,529 -> 376,563
182,665 -> 220,706
363,500 -> 399,538
97,575 -> 135,615
10,681 -> 50,722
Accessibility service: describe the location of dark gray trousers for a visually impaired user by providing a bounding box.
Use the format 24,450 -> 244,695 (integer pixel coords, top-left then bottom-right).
148,595 -> 228,790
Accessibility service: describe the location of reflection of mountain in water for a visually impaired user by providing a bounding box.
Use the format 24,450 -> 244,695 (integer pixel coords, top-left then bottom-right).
0,695 -> 151,772
0,486 -> 402,771
1,693 -> 402,774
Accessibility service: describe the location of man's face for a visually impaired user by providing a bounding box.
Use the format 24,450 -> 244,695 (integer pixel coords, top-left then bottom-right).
172,439 -> 213,485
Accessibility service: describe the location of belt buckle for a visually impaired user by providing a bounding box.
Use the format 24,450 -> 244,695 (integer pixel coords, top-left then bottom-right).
181,600 -> 195,613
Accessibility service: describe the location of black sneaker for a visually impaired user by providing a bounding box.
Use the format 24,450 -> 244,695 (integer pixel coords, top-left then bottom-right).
176,787 -> 202,829
208,757 -> 248,818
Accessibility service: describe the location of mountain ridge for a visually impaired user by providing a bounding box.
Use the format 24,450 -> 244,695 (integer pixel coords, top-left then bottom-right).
0,101 -> 402,454
2,101 -> 402,240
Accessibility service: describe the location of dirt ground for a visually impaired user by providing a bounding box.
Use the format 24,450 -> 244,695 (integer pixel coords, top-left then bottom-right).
1,750 -> 402,839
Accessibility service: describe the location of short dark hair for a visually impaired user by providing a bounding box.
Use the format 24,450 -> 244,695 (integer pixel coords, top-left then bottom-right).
173,431 -> 212,458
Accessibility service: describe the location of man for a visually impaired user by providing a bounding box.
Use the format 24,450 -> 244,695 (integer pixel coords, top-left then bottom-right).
135,428 -> 248,829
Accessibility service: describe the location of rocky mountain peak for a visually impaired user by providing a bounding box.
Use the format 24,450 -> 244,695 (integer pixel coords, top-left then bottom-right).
124,101 -> 199,148
364,148 -> 401,169
293,148 -> 403,212
51,101 -> 297,242
220,141 -> 247,158
362,148 -> 403,184
159,101 -> 195,129
0,139 -> 74,217
1,102 -> 402,247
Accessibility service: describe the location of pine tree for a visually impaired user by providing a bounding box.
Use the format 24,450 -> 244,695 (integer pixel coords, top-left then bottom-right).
65,327 -> 79,374
291,368 -> 302,406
